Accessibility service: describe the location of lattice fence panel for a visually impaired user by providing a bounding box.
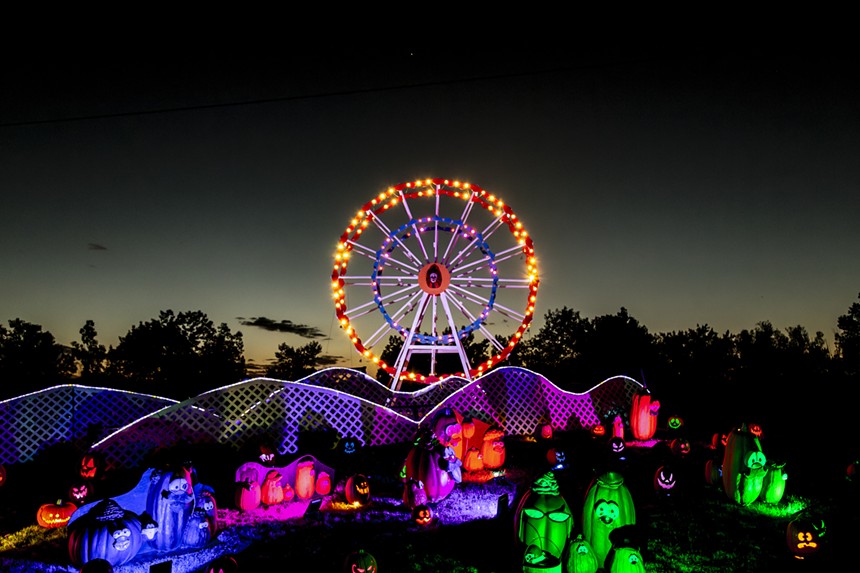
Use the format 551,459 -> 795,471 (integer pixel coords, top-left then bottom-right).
0,385 -> 175,465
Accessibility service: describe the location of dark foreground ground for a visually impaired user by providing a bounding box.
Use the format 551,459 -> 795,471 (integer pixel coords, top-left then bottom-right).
1,426 -> 858,573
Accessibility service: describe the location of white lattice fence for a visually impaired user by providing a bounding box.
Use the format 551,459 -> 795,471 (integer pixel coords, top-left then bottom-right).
0,385 -> 176,465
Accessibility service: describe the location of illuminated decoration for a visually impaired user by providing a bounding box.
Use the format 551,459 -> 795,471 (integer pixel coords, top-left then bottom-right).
704,459 -> 722,487
669,438 -> 691,457
146,467 -> 195,551
612,416 -> 624,440
653,465 -> 677,494
339,437 -> 360,456
181,509 -> 211,548
481,428 -> 506,470
608,437 -> 626,455
591,424 -> 606,438
403,409 -> 464,503
346,474 -> 371,505
667,415 -> 684,431
432,408 -> 462,448
709,432 -> 727,450
235,479 -> 261,511
523,544 -> 562,573
515,471 -> 573,560
197,489 -> 217,535
80,452 -> 103,480
546,448 -> 567,469
204,554 -> 239,573
582,472 -> 636,567
564,534 -> 599,573
748,422 -> 763,437
316,471 -> 333,495
258,443 -> 276,466
786,514 -> 826,559
761,461 -> 787,504
68,498 -> 144,568
296,460 -> 317,500
402,478 -> 428,509
343,549 -> 377,573
721,423 -> 767,505
331,178 -> 539,390
412,504 -> 433,526
539,423 -> 554,440
605,546 -> 646,573
463,447 -> 484,472
261,469 -> 285,505
629,390 -> 659,441
70,481 -> 94,505
37,498 -> 78,528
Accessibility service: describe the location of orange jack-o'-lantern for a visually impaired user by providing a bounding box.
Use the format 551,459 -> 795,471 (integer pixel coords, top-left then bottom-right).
591,425 -> 606,438
481,428 -> 506,470
37,499 -> 77,528
296,460 -> 316,500
261,470 -> 285,505
346,474 -> 371,505
786,515 -> 826,559
412,504 -> 433,526
316,471 -> 332,495
343,549 -> 377,573
748,422 -> 763,437
463,448 -> 484,472
80,453 -> 102,480
235,479 -> 261,511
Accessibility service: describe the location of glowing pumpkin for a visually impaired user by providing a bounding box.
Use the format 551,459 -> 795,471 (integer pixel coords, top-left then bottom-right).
181,509 -> 211,548
605,546 -> 646,573
69,481 -> 94,505
515,471 -> 573,559
591,425 -> 606,438
629,390 -> 659,441
668,438 -> 691,457
204,555 -> 239,573
539,423 -> 554,440
582,472 -> 636,567
653,466 -> 676,494
316,471 -> 332,495
145,467 -> 194,551
343,549 -> 377,573
748,422 -> 763,437
346,474 -> 371,505
37,499 -> 77,528
761,461 -> 787,504
412,504 -> 433,526
546,448 -> 567,468
463,448 -> 484,472
403,440 -> 461,503
80,453 -> 103,480
564,534 -> 599,573
481,428 -> 506,469
296,460 -> 316,500
261,469 -> 285,505
523,543 -> 562,573
235,479 -> 261,511
608,437 -> 626,454
786,515 -> 826,559
340,437 -> 360,455
432,408 -> 462,448
402,478 -> 428,509
721,423 -> 767,505
68,498 -> 143,568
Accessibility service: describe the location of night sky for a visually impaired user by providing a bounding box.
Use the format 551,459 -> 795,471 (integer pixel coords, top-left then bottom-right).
2,41 -> 859,375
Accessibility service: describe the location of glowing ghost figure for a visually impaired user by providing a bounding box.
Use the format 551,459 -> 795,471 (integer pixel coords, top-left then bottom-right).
515,471 -> 573,560
582,472 -> 636,567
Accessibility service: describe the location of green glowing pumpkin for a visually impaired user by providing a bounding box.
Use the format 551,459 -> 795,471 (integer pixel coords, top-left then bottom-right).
721,424 -> 767,505
564,534 -> 599,573
515,471 -> 573,560
761,461 -> 787,504
582,472 -> 636,567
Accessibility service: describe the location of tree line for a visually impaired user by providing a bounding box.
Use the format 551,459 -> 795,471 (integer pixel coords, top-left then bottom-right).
1,294 -> 859,430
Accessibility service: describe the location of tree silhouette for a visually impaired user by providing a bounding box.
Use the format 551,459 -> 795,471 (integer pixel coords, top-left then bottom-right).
108,310 -> 245,399
836,292 -> 860,378
70,320 -> 108,382
266,341 -> 324,381
0,318 -> 75,399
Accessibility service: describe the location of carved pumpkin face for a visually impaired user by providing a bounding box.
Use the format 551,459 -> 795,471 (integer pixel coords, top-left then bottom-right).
670,438 -> 691,457
667,416 -> 683,430
516,472 -> 572,559
592,425 -> 606,437
582,472 -> 636,567
654,466 -> 676,492
539,423 -> 553,440
412,504 -> 433,525
69,482 -> 92,504
346,474 -> 371,505
609,437 -> 626,454
786,516 -> 826,559
80,454 -> 101,479
344,549 -> 377,573
607,546 -> 646,573
37,499 -> 77,528
340,437 -> 359,455
748,423 -> 763,437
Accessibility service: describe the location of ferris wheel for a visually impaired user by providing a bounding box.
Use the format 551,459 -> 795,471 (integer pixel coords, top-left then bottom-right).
332,178 -> 538,390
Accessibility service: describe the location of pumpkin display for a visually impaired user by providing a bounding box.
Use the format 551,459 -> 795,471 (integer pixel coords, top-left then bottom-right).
343,549 -> 377,573
80,453 -> 103,480
539,423 -> 553,440
591,425 -> 606,438
582,472 -> 636,567
235,479 -> 261,511
605,546 -> 646,573
402,478 -> 428,509
523,543 -> 562,573
412,504 -> 433,526
653,466 -> 676,495
204,555 -> 239,573
629,390 -> 660,441
68,498 -> 144,568
145,467 -> 195,551
198,490 -> 217,534
403,439 -> 461,503
316,471 -> 332,495
612,416 -> 624,440
515,471 -> 573,559
608,437 -> 626,455
296,460 -> 316,500
786,515 -> 826,559
481,428 -> 506,470
261,470 -> 285,505
346,474 -> 371,505
564,534 -> 599,573
463,448 -> 484,472
181,509 -> 211,548
432,408 -> 463,449
339,437 -> 360,456
761,461 -> 787,504
37,498 -> 77,528
667,415 -> 684,430
282,482 -> 296,502
748,422 -> 763,437
546,448 -> 567,469
668,438 -> 691,457
721,423 -> 767,505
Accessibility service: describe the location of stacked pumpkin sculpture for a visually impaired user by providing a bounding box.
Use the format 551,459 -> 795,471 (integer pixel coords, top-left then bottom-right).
582,471 -> 636,568
402,408 -> 464,503
721,423 -> 768,505
515,470 -> 573,560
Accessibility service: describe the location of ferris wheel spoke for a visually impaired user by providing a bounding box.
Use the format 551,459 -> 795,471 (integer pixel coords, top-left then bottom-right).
447,283 -> 492,308
441,190 -> 477,263
398,191 -> 431,262
449,276 -> 531,287
344,284 -> 420,319
438,293 -> 472,374
447,213 -> 504,269
445,294 -> 505,352
372,214 -> 424,269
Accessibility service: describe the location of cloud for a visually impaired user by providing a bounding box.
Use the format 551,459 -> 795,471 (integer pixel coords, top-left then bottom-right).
238,316 -> 326,339
88,243 -> 107,250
